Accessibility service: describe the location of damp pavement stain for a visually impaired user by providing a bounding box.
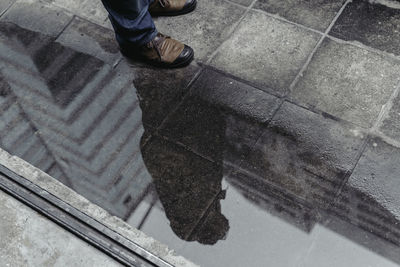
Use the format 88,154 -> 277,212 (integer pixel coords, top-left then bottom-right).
1,0 -> 400,266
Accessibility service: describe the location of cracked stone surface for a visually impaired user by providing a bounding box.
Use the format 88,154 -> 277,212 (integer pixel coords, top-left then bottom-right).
2,0 -> 400,266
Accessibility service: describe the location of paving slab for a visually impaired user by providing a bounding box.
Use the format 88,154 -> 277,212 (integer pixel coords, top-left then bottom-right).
254,0 -> 345,31
153,0 -> 246,62
380,92 -> 400,141
159,97 -> 264,164
159,69 -> 281,164
345,138 -> 400,221
179,175 -> 317,267
1,0 -> 72,36
132,168 -> 319,267
129,198 -> 191,253
141,136 -> 223,241
44,0 -> 108,24
56,16 -> 121,66
240,101 -> 366,208
210,11 -> 321,95
2,0 -> 400,266
0,0 -> 15,16
228,0 -> 254,7
327,137 -> 400,250
298,220 -> 400,267
291,38 -> 400,128
330,0 -> 400,57
131,61 -> 200,128
0,190 -> 122,267
188,68 -> 282,122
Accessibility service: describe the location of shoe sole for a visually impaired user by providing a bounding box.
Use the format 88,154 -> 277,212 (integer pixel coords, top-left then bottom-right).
150,1 -> 197,16
121,48 -> 194,69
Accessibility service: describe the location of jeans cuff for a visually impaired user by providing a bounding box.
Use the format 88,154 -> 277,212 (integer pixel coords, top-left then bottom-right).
140,29 -> 158,46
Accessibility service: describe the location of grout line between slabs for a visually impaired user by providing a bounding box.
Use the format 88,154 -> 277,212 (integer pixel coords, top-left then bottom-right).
155,65 -> 205,131
329,135 -> 371,210
54,15 -> 75,40
372,80 -> 400,133
287,0 -> 352,94
0,0 -> 16,18
326,34 -> 400,63
251,7 -> 325,35
204,0 -> 260,65
46,1 -> 108,27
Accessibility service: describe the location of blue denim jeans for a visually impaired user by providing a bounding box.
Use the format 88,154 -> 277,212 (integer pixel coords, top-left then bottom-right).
101,0 -> 158,47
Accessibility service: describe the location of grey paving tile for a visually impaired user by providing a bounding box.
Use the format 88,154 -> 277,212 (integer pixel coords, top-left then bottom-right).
380,93 -> 400,142
341,138 -> 400,227
153,0 -> 246,62
102,18 -> 113,30
330,0 -> 400,57
56,17 -> 120,66
133,168 -> 319,267
45,0 -> 108,24
298,218 -> 400,267
1,0 -> 72,37
210,11 -> 321,95
141,136 -> 222,240
291,38 -> 400,128
0,0 -> 15,16
129,199 -> 189,252
327,136 -> 400,250
160,96 -> 265,165
228,0 -> 254,7
190,68 -> 282,122
160,70 -> 280,163
254,0 -> 345,31
130,61 -> 200,128
240,101 -> 366,208
179,175 -> 317,267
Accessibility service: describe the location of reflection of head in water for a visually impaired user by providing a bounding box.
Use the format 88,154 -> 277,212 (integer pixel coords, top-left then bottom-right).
189,191 -> 229,245
134,67 -> 229,245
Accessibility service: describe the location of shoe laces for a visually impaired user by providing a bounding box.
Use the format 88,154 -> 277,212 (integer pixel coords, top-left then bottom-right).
148,33 -> 170,60
158,0 -> 170,7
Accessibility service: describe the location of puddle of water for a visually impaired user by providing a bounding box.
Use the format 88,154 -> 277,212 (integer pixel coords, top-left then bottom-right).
1,22 -> 400,266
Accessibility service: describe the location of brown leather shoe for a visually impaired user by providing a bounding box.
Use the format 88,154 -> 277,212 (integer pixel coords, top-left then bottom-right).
121,33 -> 194,68
149,0 -> 197,16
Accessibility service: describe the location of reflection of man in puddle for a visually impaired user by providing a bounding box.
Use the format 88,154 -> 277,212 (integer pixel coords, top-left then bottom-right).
136,83 -> 230,245
0,19 -> 228,245
101,0 -> 195,68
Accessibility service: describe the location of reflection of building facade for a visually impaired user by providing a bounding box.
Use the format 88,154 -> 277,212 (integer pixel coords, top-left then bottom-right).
0,22 -> 151,218
1,20 -> 400,261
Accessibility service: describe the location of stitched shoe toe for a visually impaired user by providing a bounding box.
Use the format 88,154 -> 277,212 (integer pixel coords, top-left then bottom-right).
182,0 -> 197,13
172,45 -> 194,67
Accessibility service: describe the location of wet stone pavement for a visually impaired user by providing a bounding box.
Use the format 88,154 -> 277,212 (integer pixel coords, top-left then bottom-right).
1,0 -> 400,266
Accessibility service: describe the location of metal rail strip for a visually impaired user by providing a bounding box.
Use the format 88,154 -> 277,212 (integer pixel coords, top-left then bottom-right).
0,164 -> 174,267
